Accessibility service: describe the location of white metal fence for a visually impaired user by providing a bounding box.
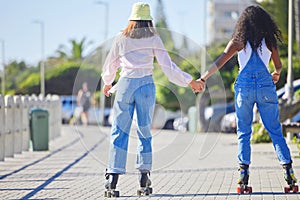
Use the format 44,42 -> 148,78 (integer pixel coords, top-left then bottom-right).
0,94 -> 61,161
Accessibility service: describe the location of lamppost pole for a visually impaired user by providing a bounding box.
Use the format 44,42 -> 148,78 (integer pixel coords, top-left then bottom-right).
33,20 -> 45,97
201,0 -> 207,75
97,1 -> 109,40
96,1 -> 109,125
287,0 -> 294,104
0,40 -> 5,95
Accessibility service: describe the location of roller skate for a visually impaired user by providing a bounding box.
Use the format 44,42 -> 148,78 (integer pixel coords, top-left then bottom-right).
283,163 -> 298,193
137,171 -> 153,196
237,164 -> 252,194
104,173 -> 120,198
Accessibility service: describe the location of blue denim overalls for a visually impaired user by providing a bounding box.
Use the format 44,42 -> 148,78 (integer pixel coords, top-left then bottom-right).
234,49 -> 292,165
107,75 -> 155,174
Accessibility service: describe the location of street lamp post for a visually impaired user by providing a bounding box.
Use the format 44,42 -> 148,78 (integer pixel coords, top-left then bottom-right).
33,20 -> 45,98
0,40 -> 5,95
287,0 -> 294,105
96,1 -> 109,125
96,1 -> 109,41
201,0 -> 207,75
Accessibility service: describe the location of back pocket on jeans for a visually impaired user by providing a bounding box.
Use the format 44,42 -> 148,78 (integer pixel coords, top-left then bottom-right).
261,85 -> 278,103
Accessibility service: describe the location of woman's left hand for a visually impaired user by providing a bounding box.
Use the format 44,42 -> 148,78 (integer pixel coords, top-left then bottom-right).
271,72 -> 280,84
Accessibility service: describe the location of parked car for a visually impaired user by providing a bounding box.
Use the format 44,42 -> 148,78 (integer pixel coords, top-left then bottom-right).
61,95 -> 111,125
221,79 -> 300,133
204,102 -> 235,132
173,116 -> 189,132
61,95 -> 77,124
276,79 -> 300,99
108,105 -> 182,130
88,107 -> 111,126
220,112 -> 236,133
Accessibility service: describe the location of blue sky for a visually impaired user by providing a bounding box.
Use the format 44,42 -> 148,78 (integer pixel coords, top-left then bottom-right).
0,0 -> 207,67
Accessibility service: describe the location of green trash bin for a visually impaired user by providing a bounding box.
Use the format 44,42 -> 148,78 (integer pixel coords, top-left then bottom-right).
30,108 -> 49,151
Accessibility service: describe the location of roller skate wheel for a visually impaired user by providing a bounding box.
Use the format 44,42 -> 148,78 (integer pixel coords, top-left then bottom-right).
137,190 -> 142,196
237,186 -> 244,194
246,186 -> 252,194
137,188 -> 152,196
114,190 -> 120,197
106,190 -> 119,198
144,188 -> 152,196
284,186 -> 290,193
149,187 -> 153,194
107,192 -> 112,198
292,185 -> 299,193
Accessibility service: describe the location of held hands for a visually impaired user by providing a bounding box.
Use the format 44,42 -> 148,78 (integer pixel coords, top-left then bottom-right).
189,79 -> 205,93
103,84 -> 112,97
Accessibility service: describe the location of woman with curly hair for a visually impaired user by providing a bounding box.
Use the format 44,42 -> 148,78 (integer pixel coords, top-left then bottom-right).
198,5 -> 297,193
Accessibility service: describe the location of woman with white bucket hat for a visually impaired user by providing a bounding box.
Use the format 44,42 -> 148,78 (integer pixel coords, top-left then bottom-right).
101,2 -> 203,197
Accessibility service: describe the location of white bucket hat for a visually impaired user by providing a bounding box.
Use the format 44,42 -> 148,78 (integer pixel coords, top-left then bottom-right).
128,2 -> 153,21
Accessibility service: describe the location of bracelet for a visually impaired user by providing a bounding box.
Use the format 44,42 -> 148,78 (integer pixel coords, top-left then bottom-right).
200,78 -> 206,82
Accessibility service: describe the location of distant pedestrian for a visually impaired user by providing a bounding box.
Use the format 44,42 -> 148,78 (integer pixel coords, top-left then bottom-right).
77,82 -> 91,126
101,2 -> 202,197
198,5 -> 297,193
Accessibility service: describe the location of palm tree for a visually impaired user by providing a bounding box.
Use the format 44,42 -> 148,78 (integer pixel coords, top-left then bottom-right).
55,37 -> 93,62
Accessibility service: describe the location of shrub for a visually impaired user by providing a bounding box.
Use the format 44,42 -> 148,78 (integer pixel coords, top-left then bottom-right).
251,123 -> 271,143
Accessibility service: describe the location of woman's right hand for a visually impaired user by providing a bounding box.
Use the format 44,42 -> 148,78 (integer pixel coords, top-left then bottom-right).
103,84 -> 112,97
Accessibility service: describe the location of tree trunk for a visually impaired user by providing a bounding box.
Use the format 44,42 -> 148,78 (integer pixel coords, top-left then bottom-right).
295,0 -> 300,55
279,98 -> 300,122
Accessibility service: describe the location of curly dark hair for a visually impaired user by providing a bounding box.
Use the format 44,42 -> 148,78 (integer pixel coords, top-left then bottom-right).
232,5 -> 282,51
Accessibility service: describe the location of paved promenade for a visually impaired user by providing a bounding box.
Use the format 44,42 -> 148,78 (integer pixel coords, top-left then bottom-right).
1,125 -> 300,199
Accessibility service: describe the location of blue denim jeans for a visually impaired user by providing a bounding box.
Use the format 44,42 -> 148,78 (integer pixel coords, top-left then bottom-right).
107,76 -> 156,174
234,51 -> 292,165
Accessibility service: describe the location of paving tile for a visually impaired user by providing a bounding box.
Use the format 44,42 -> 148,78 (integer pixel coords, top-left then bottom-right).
0,125 -> 300,199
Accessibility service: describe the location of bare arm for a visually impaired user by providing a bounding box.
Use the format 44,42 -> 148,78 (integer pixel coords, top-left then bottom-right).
200,39 -> 242,81
270,47 -> 282,84
270,47 -> 282,73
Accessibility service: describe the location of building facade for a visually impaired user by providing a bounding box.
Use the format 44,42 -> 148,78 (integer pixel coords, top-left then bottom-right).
207,0 -> 254,44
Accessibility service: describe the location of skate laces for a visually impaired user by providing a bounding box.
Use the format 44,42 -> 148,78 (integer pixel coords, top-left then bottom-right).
237,168 -> 249,184
285,168 -> 297,183
290,168 -> 297,182
140,172 -> 151,188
